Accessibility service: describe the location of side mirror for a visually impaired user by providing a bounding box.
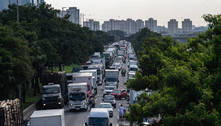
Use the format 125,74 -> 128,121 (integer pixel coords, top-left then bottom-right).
110,123 -> 112,126
85,123 -> 88,126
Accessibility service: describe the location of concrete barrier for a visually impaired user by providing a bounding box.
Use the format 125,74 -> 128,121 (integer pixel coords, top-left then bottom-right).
23,102 -> 37,121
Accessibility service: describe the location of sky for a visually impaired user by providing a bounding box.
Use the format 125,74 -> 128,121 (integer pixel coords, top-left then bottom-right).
45,0 -> 221,27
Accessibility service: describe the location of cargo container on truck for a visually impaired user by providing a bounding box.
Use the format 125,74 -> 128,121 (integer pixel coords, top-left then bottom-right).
30,109 -> 65,126
72,73 -> 94,97
88,64 -> 104,86
105,69 -> 119,88
80,70 -> 98,94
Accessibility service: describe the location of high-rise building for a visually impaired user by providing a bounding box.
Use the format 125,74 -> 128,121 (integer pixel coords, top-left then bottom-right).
136,19 -> 144,32
145,18 -> 157,32
168,19 -> 178,34
157,26 -> 168,33
182,19 -> 192,33
83,19 -> 100,31
0,0 -> 43,11
102,18 -> 143,35
59,7 -> 80,25
67,7 -> 80,25
94,21 -> 100,31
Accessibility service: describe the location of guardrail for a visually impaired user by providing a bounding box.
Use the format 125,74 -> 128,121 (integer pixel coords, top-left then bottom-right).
23,102 -> 37,121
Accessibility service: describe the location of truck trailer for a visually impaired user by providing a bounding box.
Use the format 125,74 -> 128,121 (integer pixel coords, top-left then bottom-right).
30,109 -> 65,126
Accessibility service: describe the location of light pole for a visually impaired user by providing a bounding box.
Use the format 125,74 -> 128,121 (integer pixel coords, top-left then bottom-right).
16,0 -> 19,23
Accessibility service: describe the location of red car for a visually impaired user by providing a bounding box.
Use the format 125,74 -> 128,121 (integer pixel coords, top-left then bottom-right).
111,89 -> 129,100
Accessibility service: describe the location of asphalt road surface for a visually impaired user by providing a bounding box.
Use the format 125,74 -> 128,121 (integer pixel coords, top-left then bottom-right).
65,59 -> 130,126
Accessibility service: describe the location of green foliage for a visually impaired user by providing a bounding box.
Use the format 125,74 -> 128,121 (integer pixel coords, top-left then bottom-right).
0,4 -> 113,100
127,14 -> 221,125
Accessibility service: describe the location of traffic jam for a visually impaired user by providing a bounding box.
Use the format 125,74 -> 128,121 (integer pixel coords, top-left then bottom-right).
29,40 -> 140,126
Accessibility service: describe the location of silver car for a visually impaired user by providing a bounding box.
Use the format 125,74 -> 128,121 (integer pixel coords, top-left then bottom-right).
97,103 -> 114,117
103,95 -> 116,108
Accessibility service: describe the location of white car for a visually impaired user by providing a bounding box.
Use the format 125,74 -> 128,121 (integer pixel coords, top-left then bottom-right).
113,62 -> 122,71
128,71 -> 136,80
97,103 -> 114,117
103,86 -> 116,97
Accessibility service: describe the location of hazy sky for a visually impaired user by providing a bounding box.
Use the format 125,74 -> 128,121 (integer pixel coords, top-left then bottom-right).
45,0 -> 221,27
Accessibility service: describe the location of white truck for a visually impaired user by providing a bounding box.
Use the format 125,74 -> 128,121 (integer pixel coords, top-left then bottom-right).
68,83 -> 88,111
88,64 -> 104,86
85,108 -> 112,126
30,109 -> 65,126
72,73 -> 94,97
105,69 -> 119,88
80,69 -> 98,94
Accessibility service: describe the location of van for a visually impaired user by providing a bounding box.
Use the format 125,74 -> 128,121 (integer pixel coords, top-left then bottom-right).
85,108 -> 112,126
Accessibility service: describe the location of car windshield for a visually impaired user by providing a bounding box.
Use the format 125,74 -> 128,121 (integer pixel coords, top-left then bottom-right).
69,92 -> 86,101
130,62 -> 137,65
43,87 -> 60,94
104,95 -> 114,100
106,78 -> 117,82
98,104 -> 112,108
88,117 -> 108,126
105,87 -> 115,90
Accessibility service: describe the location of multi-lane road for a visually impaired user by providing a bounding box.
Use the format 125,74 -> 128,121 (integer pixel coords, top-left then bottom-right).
65,59 -> 130,126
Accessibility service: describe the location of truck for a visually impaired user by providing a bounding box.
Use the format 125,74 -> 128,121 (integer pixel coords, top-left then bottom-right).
68,83 -> 88,111
42,84 -> 64,109
88,64 -> 104,86
30,109 -> 65,126
105,69 -> 119,88
85,108 -> 112,126
80,69 -> 98,94
40,71 -> 67,108
103,51 -> 112,68
72,73 -> 94,97
66,73 -> 73,84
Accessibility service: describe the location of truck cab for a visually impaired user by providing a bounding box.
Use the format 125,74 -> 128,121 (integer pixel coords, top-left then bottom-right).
85,108 -> 112,126
68,83 -> 88,111
42,84 -> 64,109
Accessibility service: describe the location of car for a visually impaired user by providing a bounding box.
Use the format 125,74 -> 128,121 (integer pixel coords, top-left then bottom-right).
128,71 -> 136,80
97,103 -> 114,117
129,64 -> 138,72
103,86 -> 117,97
110,89 -> 129,100
103,95 -> 116,108
112,62 -> 122,71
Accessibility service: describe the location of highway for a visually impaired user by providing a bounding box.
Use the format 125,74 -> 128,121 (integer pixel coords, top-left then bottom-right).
64,58 -> 130,126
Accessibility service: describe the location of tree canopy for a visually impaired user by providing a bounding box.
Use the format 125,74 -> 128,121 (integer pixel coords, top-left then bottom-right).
127,14 -> 221,126
0,4 -> 113,100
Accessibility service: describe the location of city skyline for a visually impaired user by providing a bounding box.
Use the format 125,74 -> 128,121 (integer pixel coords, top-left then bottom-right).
45,0 -> 221,27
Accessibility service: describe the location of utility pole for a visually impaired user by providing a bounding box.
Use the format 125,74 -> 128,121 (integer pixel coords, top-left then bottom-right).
16,0 -> 19,23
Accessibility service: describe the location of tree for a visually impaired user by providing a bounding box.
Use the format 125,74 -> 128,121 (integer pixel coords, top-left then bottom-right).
127,14 -> 221,126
